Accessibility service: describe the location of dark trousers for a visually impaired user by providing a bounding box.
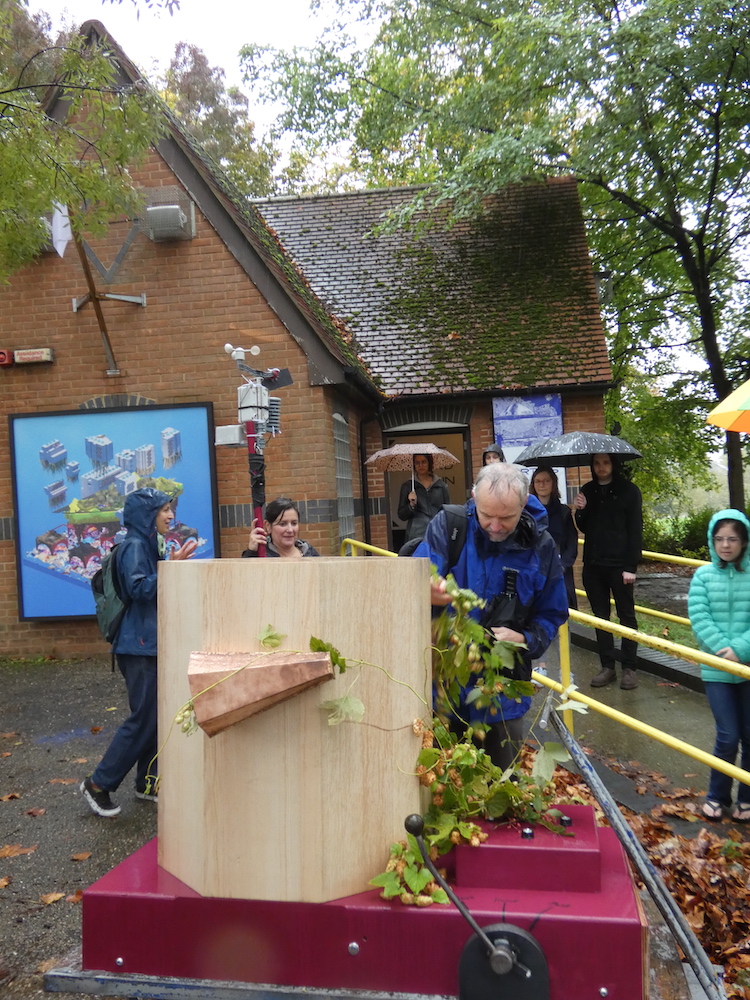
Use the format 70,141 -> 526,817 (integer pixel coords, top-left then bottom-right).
704,680 -> 750,807
582,564 -> 638,671
93,654 -> 158,793
450,716 -> 525,773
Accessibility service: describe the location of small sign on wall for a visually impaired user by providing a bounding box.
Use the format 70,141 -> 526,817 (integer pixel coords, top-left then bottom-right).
14,348 -> 54,364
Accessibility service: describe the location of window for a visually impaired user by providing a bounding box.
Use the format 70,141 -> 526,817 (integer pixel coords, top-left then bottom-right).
333,413 -> 355,542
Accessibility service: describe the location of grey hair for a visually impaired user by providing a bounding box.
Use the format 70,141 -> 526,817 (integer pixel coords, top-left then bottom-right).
474,462 -> 529,505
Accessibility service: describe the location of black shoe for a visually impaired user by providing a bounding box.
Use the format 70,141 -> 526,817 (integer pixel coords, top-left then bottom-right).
620,669 -> 638,690
80,776 -> 121,818
590,667 -> 617,688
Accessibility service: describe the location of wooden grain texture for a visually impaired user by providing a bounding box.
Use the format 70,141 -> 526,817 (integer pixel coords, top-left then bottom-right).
157,557 -> 431,903
188,650 -> 334,736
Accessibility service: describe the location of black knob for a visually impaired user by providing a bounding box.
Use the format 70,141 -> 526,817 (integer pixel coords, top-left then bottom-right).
560,814 -> 573,827
404,814 -> 424,836
521,827 -> 534,839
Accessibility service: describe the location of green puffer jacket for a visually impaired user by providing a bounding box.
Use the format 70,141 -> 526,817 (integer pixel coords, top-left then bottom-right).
687,509 -> 750,684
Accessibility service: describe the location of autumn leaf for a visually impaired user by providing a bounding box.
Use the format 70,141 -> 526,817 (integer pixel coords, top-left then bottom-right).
40,892 -> 65,905
72,758 -> 88,764
105,707 -> 117,712
0,875 -> 11,887
0,843 -> 37,857
0,792 -> 20,801
37,958 -> 59,973
1,752 -> 10,758
48,778 -> 77,785
91,726 -> 103,734
66,890 -> 83,904
71,852 -> 91,862
26,808 -> 46,817
1,732 -> 18,739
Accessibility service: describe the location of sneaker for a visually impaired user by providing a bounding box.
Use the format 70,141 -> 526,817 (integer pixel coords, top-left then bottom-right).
80,776 -> 121,818
134,788 -> 158,803
620,669 -> 639,690
590,667 -> 617,688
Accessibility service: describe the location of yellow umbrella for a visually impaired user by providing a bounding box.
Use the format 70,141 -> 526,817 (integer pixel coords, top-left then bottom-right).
706,379 -> 750,432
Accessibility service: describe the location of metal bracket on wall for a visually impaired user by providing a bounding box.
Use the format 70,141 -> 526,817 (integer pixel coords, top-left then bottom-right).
72,292 -> 146,312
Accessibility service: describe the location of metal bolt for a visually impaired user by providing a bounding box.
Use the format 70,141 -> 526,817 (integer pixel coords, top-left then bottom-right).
521,826 -> 534,839
115,958 -> 124,967
599,989 -> 608,997
560,814 -> 573,827
348,942 -> 360,956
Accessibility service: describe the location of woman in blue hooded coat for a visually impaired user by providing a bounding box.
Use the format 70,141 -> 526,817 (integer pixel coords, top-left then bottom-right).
80,488 -> 196,818
688,509 -> 750,822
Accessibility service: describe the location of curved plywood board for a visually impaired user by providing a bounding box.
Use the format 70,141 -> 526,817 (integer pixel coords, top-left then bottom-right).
157,557 -> 431,903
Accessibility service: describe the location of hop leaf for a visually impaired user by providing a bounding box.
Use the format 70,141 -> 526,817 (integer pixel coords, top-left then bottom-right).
320,695 -> 365,726
310,636 -> 349,673
259,624 -> 285,649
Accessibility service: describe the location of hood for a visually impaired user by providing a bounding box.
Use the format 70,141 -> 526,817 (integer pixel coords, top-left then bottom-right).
707,508 -> 750,569
122,487 -> 172,540
482,443 -> 506,464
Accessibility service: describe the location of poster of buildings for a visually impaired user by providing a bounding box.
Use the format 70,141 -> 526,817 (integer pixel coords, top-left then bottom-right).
491,393 -> 568,497
10,403 -> 219,621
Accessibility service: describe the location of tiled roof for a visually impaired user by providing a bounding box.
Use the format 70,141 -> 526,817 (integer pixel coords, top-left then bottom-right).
254,180 -> 612,397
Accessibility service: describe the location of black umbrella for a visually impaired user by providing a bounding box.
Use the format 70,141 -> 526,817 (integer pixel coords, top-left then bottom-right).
514,431 -> 642,468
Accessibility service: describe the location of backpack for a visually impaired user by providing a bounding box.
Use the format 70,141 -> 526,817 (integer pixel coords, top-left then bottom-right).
398,504 -> 468,568
91,544 -> 130,646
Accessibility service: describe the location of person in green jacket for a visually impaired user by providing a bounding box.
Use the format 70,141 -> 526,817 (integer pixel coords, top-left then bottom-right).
688,509 -> 750,823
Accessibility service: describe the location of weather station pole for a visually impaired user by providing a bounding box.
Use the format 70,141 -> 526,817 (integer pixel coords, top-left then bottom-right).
223,344 -> 293,557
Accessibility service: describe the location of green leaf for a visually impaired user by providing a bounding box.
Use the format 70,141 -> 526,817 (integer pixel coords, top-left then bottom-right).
319,695 -> 365,726
431,887 -> 450,905
417,747 -> 441,768
310,636 -> 349,673
403,863 -> 432,894
258,624 -> 285,649
531,742 -> 570,786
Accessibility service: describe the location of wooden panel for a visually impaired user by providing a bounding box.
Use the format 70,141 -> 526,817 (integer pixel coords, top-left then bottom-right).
157,557 -> 431,903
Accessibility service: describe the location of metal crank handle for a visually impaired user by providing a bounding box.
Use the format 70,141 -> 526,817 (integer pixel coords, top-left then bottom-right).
404,814 -> 516,973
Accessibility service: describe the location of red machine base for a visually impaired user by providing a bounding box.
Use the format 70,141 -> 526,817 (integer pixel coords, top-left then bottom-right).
82,805 -> 647,999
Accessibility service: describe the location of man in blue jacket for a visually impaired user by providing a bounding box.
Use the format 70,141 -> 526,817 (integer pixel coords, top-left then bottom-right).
80,488 -> 196,818
415,463 -> 568,771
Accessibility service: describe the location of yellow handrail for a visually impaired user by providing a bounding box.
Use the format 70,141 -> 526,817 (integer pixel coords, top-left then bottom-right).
576,537 -> 708,569
574,588 -> 691,627
340,538 -> 397,557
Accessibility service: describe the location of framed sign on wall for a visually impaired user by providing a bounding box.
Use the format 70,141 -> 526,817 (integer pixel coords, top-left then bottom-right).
9,402 -> 219,622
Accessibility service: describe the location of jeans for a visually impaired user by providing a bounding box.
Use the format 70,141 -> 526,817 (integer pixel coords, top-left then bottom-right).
704,680 -> 750,807
583,564 -> 638,671
93,654 -> 158,794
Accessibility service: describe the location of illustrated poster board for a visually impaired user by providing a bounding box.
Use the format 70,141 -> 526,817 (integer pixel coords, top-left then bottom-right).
9,402 -> 219,621
491,393 -> 568,499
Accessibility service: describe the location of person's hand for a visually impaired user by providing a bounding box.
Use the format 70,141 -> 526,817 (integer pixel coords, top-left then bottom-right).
408,490 -> 417,508
491,626 -> 525,645
169,537 -> 198,561
716,646 -> 740,662
246,518 -> 267,552
622,571 -> 636,585
574,492 -> 587,510
430,576 -> 453,606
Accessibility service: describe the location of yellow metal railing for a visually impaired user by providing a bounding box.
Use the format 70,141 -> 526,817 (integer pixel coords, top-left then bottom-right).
340,537 -> 750,790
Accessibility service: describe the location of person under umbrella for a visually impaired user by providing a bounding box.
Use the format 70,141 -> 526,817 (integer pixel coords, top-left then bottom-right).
574,453 -> 643,690
397,453 -> 450,545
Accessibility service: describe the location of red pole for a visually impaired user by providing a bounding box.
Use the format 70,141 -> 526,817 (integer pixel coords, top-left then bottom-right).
245,419 -> 266,557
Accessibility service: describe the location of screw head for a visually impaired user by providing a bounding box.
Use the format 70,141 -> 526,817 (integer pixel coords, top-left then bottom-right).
348,942 -> 360,956
115,958 -> 124,967
521,826 -> 534,839
599,989 -> 608,997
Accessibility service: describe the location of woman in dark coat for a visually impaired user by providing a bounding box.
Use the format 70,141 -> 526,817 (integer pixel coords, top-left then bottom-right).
530,465 -> 578,609
243,497 -> 320,558
397,453 -> 450,544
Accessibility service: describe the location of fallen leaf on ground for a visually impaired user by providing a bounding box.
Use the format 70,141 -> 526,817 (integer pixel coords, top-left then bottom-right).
0,875 -> 11,887
1,733 -> 18,739
1,752 -> 11,758
71,852 -> 91,862
37,957 -> 60,972
40,892 -> 64,905
105,707 -> 117,712
0,792 -> 20,801
66,890 -> 83,903
90,726 -> 103,734
72,758 -> 88,764
0,843 -> 37,857
48,778 -> 77,785
26,808 -> 46,817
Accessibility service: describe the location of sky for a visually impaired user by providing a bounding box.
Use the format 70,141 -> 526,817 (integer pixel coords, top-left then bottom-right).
28,0 -> 335,134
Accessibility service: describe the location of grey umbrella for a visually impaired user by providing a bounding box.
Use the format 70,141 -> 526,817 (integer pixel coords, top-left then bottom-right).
515,432 -> 642,469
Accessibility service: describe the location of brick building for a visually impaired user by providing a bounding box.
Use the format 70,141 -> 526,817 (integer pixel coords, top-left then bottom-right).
0,22 -> 611,656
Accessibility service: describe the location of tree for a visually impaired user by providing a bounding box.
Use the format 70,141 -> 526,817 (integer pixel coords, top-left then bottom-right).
244,0 -> 750,506
160,42 -> 279,198
0,1 -> 164,279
